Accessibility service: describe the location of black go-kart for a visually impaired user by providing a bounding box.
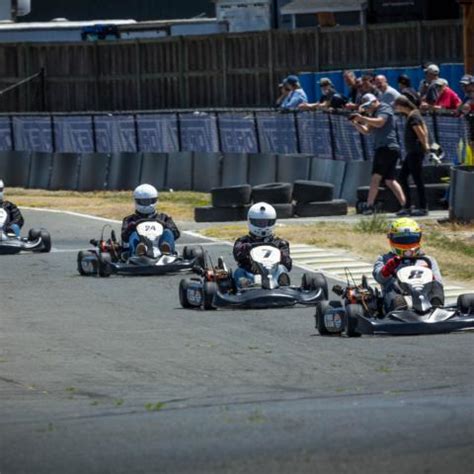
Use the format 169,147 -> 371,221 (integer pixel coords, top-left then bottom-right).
0,208 -> 51,255
179,245 -> 328,310
77,221 -> 205,277
316,257 -> 474,337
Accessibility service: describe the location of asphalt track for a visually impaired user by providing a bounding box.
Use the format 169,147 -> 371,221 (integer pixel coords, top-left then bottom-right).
0,210 -> 473,474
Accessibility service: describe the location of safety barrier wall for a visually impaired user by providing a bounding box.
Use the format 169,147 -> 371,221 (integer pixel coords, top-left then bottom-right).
0,110 -> 471,164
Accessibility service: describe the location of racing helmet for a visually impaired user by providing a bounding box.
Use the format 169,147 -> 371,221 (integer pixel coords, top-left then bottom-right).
248,202 -> 277,238
0,179 -> 3,202
133,184 -> 158,215
388,218 -> 422,257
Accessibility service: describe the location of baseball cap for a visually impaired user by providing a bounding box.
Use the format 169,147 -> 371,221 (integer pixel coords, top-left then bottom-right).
424,64 -> 440,75
398,74 -> 411,87
360,93 -> 378,109
460,74 -> 472,85
283,75 -> 299,86
318,77 -> 333,87
433,78 -> 448,87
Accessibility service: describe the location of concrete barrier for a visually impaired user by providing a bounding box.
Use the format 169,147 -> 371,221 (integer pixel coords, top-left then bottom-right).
451,165 -> 474,221
167,152 -> 193,190
192,153 -> 222,192
140,153 -> 168,190
340,160 -> 372,204
77,154 -> 110,191
310,158 -> 347,199
107,153 -> 142,190
248,153 -> 277,186
49,153 -> 81,190
0,151 -> 30,187
28,152 -> 53,189
221,153 -> 248,186
276,154 -> 311,183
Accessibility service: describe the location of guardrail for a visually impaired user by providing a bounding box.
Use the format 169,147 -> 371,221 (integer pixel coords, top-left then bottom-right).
0,110 -> 471,163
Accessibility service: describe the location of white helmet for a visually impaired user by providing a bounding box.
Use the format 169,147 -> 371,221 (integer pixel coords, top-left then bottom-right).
0,179 -> 4,202
133,184 -> 158,215
248,202 -> 277,238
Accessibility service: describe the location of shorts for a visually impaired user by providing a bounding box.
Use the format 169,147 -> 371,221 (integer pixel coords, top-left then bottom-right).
372,147 -> 400,180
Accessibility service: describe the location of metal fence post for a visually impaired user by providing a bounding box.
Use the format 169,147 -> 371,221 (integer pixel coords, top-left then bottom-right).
327,112 -> 337,160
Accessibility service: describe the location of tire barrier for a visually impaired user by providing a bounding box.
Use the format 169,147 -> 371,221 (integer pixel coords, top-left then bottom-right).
194,205 -> 250,223
106,153 -> 142,191
211,185 -> 252,208
0,151 -> 30,187
356,186 -> 401,213
221,153 -> 248,187
248,153 -> 277,186
310,158 -> 346,199
49,153 -> 80,190
28,152 -> 53,189
451,166 -> 474,221
422,164 -> 451,185
167,152 -> 193,191
293,180 -> 334,203
192,153 -> 222,193
295,199 -> 348,218
251,183 -> 293,204
77,153 -> 109,191
276,154 -> 312,183
273,203 -> 295,219
140,153 -> 168,190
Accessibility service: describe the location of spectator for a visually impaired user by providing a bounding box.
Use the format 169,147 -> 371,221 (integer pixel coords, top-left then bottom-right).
460,76 -> 474,115
459,74 -> 472,100
419,64 -> 440,99
349,93 -> 406,215
394,95 -> 430,217
279,75 -> 307,110
345,77 -> 363,110
299,77 -> 347,111
375,74 -> 401,105
343,70 -> 359,103
432,79 -> 462,110
397,74 -> 421,107
275,82 -> 289,107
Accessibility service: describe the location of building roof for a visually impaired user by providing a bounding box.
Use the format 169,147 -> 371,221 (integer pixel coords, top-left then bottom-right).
281,0 -> 368,15
0,19 -> 136,31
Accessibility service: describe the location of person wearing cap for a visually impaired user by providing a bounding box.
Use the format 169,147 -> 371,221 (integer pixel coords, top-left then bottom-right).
299,77 -> 347,111
275,81 -> 290,107
349,94 -> 406,215
374,75 -> 401,106
419,64 -> 440,99
397,75 -> 421,107
343,70 -> 359,103
279,75 -> 308,110
458,74 -> 473,115
432,79 -> 462,110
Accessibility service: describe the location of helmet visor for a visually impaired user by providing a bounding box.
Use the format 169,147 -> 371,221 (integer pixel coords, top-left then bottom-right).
135,198 -> 157,207
390,233 -> 421,245
249,218 -> 276,228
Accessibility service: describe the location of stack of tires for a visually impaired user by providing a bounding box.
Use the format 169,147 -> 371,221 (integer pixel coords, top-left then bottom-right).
293,180 -> 348,217
355,164 -> 451,214
195,185 -> 252,222
195,180 -> 348,222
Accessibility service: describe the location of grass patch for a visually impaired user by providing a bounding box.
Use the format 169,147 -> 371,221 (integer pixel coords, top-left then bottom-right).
201,220 -> 474,284
9,188 -> 210,222
145,402 -> 166,412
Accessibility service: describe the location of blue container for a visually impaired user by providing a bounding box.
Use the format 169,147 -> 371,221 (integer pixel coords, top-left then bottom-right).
298,72 -> 316,103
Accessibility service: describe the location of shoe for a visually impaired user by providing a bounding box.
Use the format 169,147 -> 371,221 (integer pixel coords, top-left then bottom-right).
410,208 -> 429,217
362,206 -> 375,216
278,273 -> 291,286
396,207 -> 411,217
160,242 -> 172,254
136,242 -> 147,256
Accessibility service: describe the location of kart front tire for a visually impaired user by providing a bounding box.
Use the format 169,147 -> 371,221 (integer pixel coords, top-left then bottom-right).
179,279 -> 193,309
98,253 -> 112,278
28,228 -> 41,240
39,229 -> 52,253
203,281 -> 217,310
77,251 -> 97,276
457,293 -> 474,314
315,301 -> 342,336
183,246 -> 205,268
344,304 -> 363,338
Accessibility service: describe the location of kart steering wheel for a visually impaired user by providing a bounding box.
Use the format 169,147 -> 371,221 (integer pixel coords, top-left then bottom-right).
401,255 -> 432,269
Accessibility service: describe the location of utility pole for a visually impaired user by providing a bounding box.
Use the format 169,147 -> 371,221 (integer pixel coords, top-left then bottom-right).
459,0 -> 474,72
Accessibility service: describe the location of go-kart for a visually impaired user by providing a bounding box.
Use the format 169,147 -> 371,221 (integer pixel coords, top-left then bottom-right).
0,208 -> 51,255
77,221 -> 205,277
179,244 -> 328,310
315,257 -> 474,337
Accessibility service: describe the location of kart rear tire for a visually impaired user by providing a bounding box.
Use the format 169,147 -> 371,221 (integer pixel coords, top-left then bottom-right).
179,279 -> 193,309
293,180 -> 334,203
203,281 -> 217,310
28,228 -> 41,240
344,304 -> 363,338
211,185 -> 252,208
77,251 -> 97,276
302,272 -> 328,300
251,182 -> 292,204
315,300 -> 342,336
457,293 -> 474,314
183,246 -> 205,267
98,253 -> 112,278
39,229 -> 52,253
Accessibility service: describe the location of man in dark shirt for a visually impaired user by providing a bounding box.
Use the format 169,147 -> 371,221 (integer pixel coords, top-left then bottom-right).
0,179 -> 24,236
397,74 -> 421,107
349,94 -> 406,215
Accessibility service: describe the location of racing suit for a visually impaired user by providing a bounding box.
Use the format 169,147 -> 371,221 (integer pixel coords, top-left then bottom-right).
121,211 -> 180,254
0,201 -> 24,236
233,234 -> 292,287
373,251 -> 442,310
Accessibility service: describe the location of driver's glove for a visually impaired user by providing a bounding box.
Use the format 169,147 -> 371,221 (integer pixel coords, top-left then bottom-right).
250,261 -> 260,275
381,256 -> 401,278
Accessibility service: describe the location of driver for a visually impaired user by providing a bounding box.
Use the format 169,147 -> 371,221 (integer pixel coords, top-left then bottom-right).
373,218 -> 442,306
0,179 -> 24,237
233,202 -> 292,288
121,184 -> 180,255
